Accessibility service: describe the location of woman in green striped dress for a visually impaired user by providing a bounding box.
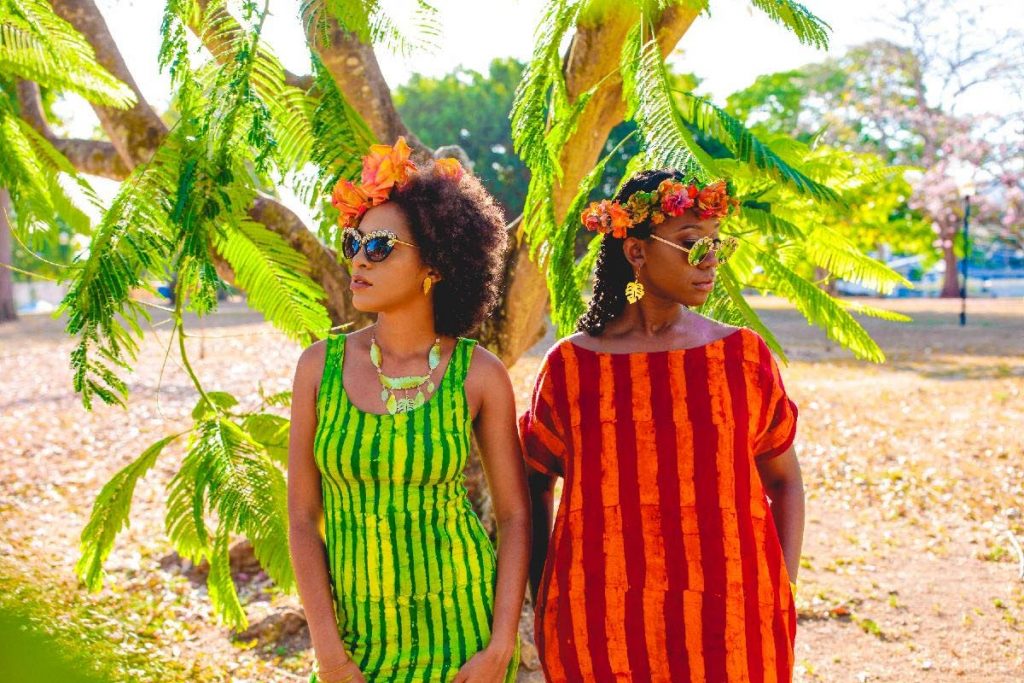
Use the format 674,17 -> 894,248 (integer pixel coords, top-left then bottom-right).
287,141 -> 529,683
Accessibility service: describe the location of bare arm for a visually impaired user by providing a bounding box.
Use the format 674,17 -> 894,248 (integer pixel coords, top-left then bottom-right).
756,444 -> 805,583
454,349 -> 531,682
527,468 -> 556,604
287,343 -> 363,681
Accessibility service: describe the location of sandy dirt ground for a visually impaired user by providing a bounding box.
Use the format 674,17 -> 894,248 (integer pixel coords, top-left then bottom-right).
1,296 -> 1021,682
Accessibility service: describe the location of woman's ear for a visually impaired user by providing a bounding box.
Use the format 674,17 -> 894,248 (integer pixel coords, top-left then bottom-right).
622,236 -> 646,270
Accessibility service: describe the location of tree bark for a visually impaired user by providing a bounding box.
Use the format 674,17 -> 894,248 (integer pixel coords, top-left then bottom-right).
0,189 -> 17,323
488,4 -> 702,364
940,231 -> 961,297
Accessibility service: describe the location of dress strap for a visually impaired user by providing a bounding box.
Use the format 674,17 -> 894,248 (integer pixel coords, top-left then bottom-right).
445,337 -> 478,388
324,332 -> 346,384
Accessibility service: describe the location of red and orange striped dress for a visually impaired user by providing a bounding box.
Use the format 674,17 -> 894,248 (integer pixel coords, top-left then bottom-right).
519,327 -> 799,683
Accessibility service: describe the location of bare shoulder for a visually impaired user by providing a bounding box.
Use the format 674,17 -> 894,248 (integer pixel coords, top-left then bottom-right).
296,338 -> 327,374
467,342 -> 511,386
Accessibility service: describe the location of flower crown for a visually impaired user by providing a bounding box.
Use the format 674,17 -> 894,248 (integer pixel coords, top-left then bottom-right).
581,178 -> 739,239
330,136 -> 465,228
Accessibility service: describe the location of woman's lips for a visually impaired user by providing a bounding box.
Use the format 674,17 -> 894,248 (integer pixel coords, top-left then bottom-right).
351,277 -> 371,290
693,280 -> 715,292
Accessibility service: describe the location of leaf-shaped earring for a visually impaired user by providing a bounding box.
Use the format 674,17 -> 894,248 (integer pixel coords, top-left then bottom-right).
422,276 -> 433,295
625,272 -> 645,304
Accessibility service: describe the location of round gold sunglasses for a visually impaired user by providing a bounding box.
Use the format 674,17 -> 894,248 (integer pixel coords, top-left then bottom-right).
648,234 -> 738,266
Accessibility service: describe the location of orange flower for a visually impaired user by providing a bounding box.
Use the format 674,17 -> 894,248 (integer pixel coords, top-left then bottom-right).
361,136 -> 417,205
695,180 -> 735,219
434,157 -> 465,182
581,200 -> 633,239
331,179 -> 370,227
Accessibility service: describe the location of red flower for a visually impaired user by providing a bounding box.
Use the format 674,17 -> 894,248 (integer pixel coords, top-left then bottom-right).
658,179 -> 698,217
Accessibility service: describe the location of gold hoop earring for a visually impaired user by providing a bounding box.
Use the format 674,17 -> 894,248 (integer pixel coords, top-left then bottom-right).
625,271 -> 645,304
422,276 -> 433,295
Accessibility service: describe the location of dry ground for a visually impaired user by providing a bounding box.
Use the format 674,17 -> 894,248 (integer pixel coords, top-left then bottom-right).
1,296 -> 1022,682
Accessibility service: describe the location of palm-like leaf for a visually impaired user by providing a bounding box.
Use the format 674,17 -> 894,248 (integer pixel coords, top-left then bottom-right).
747,0 -> 831,49
214,218 -> 331,344
76,434 -> 184,591
0,0 -> 135,106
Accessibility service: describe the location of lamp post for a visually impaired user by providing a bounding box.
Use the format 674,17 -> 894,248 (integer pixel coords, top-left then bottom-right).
958,183 -> 975,326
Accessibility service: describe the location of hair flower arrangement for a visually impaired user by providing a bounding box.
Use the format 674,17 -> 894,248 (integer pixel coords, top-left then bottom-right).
581,178 -> 738,236
330,137 -> 465,227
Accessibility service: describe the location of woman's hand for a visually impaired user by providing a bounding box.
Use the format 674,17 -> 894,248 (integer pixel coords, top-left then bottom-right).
316,654 -> 366,683
451,644 -> 513,683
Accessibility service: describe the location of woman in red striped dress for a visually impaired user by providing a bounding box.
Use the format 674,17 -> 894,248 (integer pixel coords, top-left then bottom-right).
519,169 -> 805,682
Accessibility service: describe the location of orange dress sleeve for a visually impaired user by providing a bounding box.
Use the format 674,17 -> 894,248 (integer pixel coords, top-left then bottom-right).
753,342 -> 799,462
518,355 -> 568,478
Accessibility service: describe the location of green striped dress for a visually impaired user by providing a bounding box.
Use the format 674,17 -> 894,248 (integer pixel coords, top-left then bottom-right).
312,333 -> 518,682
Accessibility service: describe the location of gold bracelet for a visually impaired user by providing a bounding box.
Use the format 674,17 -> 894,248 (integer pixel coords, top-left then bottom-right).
317,659 -> 350,678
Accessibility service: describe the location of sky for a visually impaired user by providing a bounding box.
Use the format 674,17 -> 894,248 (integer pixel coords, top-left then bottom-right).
55,0 -> 1021,141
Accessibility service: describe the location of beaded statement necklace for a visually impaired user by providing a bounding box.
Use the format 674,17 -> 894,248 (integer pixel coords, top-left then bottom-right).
369,334 -> 441,414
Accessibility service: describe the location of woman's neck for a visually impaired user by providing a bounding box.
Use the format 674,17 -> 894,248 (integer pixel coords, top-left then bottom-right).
610,296 -> 690,338
372,306 -> 442,359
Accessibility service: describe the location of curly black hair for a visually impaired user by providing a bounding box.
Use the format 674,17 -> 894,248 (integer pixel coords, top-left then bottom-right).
575,168 -> 687,337
389,162 -> 508,338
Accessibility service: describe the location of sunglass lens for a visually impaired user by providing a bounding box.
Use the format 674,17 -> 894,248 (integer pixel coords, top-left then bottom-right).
717,238 -> 738,264
341,232 -> 360,260
364,236 -> 395,262
688,237 -> 712,266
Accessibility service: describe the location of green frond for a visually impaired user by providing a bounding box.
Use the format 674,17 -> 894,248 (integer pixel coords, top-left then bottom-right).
676,93 -> 841,202
214,218 -> 331,344
199,418 -> 293,588
731,205 -> 804,240
306,0 -> 441,56
716,265 -> 786,360
309,52 -> 376,204
757,250 -> 885,362
746,0 -> 830,49
510,0 -> 583,179
59,148 -> 179,409
0,0 -> 135,106
837,299 -> 913,323
242,413 -> 290,465
207,522 -> 247,629
548,132 -> 638,336
76,434 -> 184,591
624,31 -> 713,179
804,225 -> 910,294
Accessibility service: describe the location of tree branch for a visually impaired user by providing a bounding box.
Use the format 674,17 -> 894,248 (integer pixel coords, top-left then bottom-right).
44,0 -> 360,329
16,80 -> 129,181
300,9 -> 428,154
50,0 -> 167,167
489,4 -> 701,364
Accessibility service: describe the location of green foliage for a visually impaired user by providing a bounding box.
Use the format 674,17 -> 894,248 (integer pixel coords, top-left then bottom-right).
76,434 -> 185,591
0,0 -> 135,106
513,2 -> 906,362
395,59 -> 528,215
303,0 -> 440,56
746,0 -> 831,49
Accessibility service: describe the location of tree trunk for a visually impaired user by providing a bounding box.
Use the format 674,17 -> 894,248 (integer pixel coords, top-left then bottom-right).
940,234 -> 960,298
0,188 -> 17,323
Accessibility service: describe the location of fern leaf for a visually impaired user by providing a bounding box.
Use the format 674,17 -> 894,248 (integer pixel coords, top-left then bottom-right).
207,522 -> 247,629
214,218 -> 331,344
757,250 -> 885,362
76,434 -> 184,591
676,93 -> 841,202
746,0 -> 831,49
